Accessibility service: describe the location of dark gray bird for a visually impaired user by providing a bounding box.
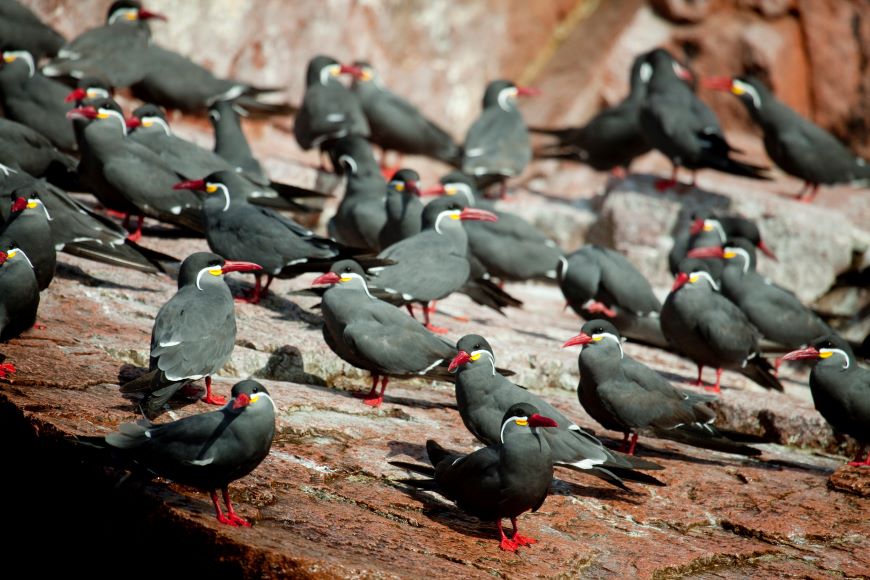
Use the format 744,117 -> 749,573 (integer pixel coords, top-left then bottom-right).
351,61 -> 461,167
687,239 -> 831,350
531,51 -> 653,174
661,258 -> 783,392
0,48 -> 77,151
127,104 -> 323,212
368,196 -> 498,333
0,239 -> 39,381
377,168 -> 423,250
704,75 -> 870,202
0,195 -> 55,291
69,98 -> 204,241
563,319 -> 760,456
313,260 -> 457,407
0,0 -> 65,59
463,80 -> 539,197
782,335 -> 870,467
557,245 -> 665,349
120,252 -> 261,418
294,55 -> 370,154
0,118 -> 79,189
448,334 -> 664,491
426,171 -> 563,282
325,136 -> 388,251
174,171 -> 375,304
208,100 -> 267,183
390,403 -> 558,552
42,0 -> 164,87
668,213 -> 777,277
106,379 -> 275,526
638,48 -> 768,188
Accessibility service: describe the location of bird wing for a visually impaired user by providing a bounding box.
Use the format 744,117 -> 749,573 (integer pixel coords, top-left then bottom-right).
595,247 -> 662,314
695,294 -> 758,359
102,153 -> 199,215
463,109 -> 530,176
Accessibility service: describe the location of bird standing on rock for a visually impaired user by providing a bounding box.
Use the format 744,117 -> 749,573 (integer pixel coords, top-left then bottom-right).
463,80 -> 539,198
0,195 -> 56,291
563,319 -> 760,457
0,238 -> 39,381
703,75 -> 870,202
782,335 -> 870,467
106,379 -> 276,526
449,334 -> 665,489
313,260 -> 457,407
661,258 -> 783,392
120,252 -> 262,418
390,403 -> 558,552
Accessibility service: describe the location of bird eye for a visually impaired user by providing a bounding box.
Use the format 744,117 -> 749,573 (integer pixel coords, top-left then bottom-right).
474,344 -> 481,350
344,266 -> 352,273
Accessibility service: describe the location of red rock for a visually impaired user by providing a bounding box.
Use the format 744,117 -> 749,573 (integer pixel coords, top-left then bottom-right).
829,465 -> 870,498
650,0 -> 716,24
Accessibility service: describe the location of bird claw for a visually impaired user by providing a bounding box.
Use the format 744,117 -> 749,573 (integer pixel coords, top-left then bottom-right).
425,324 -> 449,335
216,513 -> 250,527
499,537 -> 519,552
703,384 -> 721,394
202,393 -> 227,406
584,301 -> 617,318
361,395 -> 384,408
126,230 -> 142,243
847,460 -> 870,468
512,533 -> 537,547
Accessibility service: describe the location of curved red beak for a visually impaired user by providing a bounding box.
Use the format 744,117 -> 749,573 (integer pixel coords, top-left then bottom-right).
562,332 -> 593,348
689,218 -> 706,235
757,240 -> 777,261
422,184 -> 446,197
232,392 -> 251,410
66,106 -> 98,120
11,197 -> 28,213
64,88 -> 87,103
339,64 -> 365,79
312,272 -> 342,286
516,86 -> 542,97
781,346 -> 821,361
406,181 -> 420,196
448,350 -> 472,372
459,208 -> 497,222
672,272 -> 690,291
687,246 -> 725,259
528,413 -> 558,428
702,76 -> 735,92
125,116 -> 142,129
173,179 -> 206,191
137,8 -> 167,21
221,261 -> 262,274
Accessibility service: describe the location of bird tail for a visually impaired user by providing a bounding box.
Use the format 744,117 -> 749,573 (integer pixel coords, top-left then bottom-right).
460,279 -> 523,315
388,461 -> 436,479
232,95 -> 298,117
740,355 -> 784,391
105,419 -> 153,450
267,181 -> 333,199
119,370 -> 186,418
704,154 -> 771,180
653,425 -> 761,456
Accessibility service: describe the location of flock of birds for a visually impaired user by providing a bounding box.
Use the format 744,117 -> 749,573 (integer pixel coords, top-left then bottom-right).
0,0 -> 869,554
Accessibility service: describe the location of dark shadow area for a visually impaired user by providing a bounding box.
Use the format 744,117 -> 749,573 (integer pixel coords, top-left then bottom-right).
258,345 -> 328,386
224,278 -> 324,325
55,262 -> 159,292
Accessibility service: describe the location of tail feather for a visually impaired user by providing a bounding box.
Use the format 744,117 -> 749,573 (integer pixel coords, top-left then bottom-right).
704,155 -> 771,180
740,356 -> 784,391
267,181 -> 333,199
105,419 -> 151,449
233,96 -> 297,117
653,425 -> 761,456
388,461 -> 436,478
460,278 -> 523,314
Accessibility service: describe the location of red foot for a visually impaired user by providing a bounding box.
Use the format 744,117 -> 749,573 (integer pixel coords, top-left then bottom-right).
0,362 -> 16,380
361,395 -> 384,408
703,384 -> 721,394
217,512 -> 251,527
512,533 -> 537,547
126,230 -> 142,243
33,322 -> 47,330
105,209 -> 127,219
655,178 -> 678,192
499,537 -> 518,552
848,447 -> 869,467
425,324 -> 449,335
202,393 -> 227,405
585,301 -> 617,318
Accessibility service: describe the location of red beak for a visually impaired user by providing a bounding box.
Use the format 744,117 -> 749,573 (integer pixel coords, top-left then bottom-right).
0,252 -> 7,265
221,261 -> 262,274
781,346 -> 821,362
64,88 -> 87,103
137,8 -> 167,21
339,64 -> 365,79
516,86 -> 542,97
232,392 -> 251,410
672,272 -> 690,292
66,106 -> 98,120
459,208 -> 497,222
689,218 -> 706,235
11,197 -> 28,213
757,240 -> 777,261
686,246 -> 725,259
701,76 -> 735,91
528,413 -> 558,429
173,179 -> 206,191
448,350 -> 472,372
312,272 -> 341,286
562,332 -> 593,348
125,116 -> 142,129
406,181 -> 420,196
421,184 -> 446,197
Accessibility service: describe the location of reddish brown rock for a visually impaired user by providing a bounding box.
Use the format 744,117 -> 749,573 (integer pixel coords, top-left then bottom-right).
650,0 -> 716,24
829,464 -> 870,498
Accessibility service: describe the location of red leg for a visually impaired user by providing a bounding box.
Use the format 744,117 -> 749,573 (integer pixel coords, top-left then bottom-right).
354,373 -> 380,400
584,300 -> 617,318
0,362 -> 16,380
361,376 -> 389,408
236,275 -> 263,304
626,432 -> 639,456
32,320 -> 47,330
693,364 -> 705,387
406,304 -> 417,320
106,209 -> 127,219
705,368 -> 722,393
510,516 -> 537,547
126,215 -> 144,242
202,376 -> 227,406
221,487 -> 251,527
655,165 -> 679,191
848,446 -> 870,467
799,183 -> 819,203
497,519 -> 518,552
211,490 -> 244,526
774,356 -> 782,377
618,432 -> 630,453
423,303 -> 448,334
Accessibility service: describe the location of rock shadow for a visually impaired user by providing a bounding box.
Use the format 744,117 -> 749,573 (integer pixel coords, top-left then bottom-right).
55,262 -> 159,292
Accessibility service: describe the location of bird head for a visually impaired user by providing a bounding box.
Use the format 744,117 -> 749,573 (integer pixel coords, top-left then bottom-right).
177,252 -> 261,291
781,335 -> 853,369
690,216 -> 776,260
449,335 -> 496,373
482,80 -> 541,111
0,49 -> 36,77
387,169 -> 421,197
311,260 -> 369,289
702,76 -> 766,111
421,197 -> 497,234
67,98 -> 128,132
562,320 -> 623,357
671,259 -> 719,292
500,403 -> 558,443
107,1 -> 167,24
65,77 -> 113,103
127,103 -> 169,133
229,379 -> 273,411
174,171 -> 242,211
421,171 -> 479,206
